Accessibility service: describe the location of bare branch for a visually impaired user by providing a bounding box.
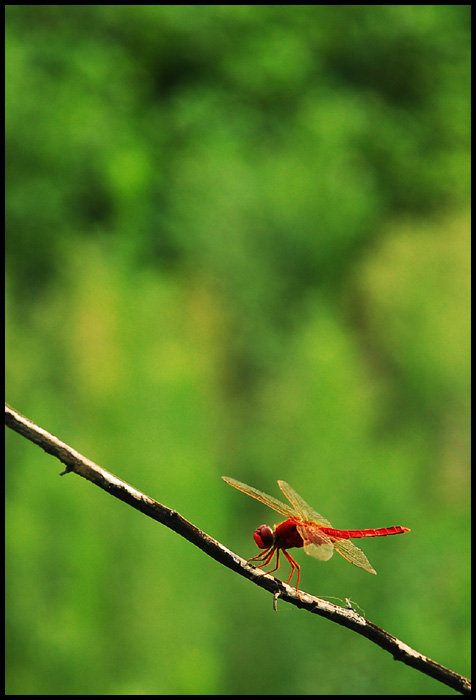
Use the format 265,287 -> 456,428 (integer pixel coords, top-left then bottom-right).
5,403 -> 471,696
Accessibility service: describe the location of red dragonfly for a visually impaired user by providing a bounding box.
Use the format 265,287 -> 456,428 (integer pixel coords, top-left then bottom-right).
222,476 -> 410,590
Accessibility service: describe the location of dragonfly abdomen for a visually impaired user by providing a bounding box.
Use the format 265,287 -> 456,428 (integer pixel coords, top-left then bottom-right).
322,526 -> 410,540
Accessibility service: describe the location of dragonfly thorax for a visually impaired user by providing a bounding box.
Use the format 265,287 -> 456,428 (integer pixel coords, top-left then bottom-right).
253,519 -> 305,551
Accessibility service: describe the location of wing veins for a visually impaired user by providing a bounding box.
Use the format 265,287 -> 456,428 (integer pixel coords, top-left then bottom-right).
277,480 -> 333,527
222,477 -> 296,519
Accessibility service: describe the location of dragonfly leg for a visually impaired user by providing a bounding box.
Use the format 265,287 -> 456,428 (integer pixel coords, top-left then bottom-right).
282,549 -> 300,590
248,546 -> 279,572
249,546 -> 301,591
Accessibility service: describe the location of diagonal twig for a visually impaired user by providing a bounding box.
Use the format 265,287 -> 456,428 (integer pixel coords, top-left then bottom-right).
5,403 -> 471,695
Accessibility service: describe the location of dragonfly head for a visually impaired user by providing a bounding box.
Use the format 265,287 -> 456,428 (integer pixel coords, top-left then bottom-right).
253,524 -> 275,550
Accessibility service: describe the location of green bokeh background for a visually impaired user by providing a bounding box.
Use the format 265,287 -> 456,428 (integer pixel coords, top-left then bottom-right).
5,5 -> 470,695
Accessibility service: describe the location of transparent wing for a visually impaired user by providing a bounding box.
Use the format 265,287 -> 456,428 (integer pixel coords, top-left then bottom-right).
276,482 -> 336,562
332,538 -> 377,574
302,537 -> 335,562
291,520 -> 335,561
298,522 -> 376,573
222,476 -> 297,519
277,480 -> 333,527
303,541 -> 335,561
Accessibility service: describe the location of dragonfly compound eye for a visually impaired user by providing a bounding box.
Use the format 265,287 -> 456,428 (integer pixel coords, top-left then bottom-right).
253,524 -> 275,549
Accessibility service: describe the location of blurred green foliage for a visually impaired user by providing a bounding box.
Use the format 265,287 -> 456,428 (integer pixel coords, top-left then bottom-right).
5,5 -> 470,695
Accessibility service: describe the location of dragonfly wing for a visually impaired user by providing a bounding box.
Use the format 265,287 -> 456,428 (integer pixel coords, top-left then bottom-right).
297,523 -> 334,561
332,538 -> 377,574
278,480 -> 333,527
303,540 -> 334,562
297,519 -> 377,573
222,477 -> 297,519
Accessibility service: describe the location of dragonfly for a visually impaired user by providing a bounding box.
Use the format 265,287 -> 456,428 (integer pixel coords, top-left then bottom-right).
222,476 -> 410,591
